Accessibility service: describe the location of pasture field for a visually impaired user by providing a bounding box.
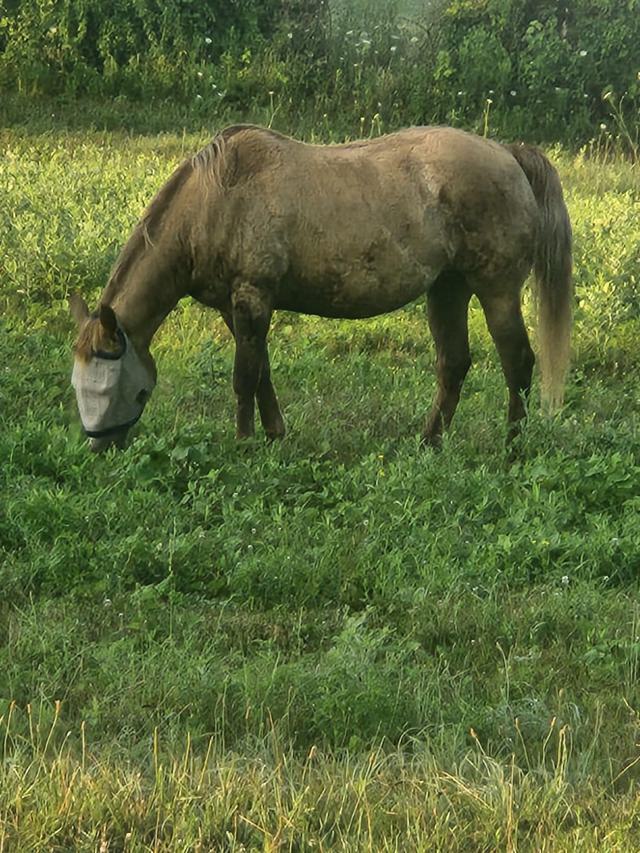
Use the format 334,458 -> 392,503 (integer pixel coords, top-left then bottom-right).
1,117 -> 640,850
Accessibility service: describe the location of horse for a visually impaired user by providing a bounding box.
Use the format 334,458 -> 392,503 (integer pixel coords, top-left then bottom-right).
69,124 -> 572,453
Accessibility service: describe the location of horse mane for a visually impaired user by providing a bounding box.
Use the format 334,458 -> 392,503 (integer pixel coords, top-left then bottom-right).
94,124 -> 284,320
192,124 -> 286,190
191,129 -> 230,190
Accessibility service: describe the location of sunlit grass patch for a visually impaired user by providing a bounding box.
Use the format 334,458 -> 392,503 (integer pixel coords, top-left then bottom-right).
2,704 -> 640,852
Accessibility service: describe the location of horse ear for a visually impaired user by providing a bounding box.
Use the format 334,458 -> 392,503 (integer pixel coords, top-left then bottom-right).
99,304 -> 118,337
69,293 -> 90,326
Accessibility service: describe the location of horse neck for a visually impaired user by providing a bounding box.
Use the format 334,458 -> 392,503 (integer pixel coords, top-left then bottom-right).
103,231 -> 189,350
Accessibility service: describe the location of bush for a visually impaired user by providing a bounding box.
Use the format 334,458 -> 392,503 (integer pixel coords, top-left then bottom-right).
0,0 -> 638,144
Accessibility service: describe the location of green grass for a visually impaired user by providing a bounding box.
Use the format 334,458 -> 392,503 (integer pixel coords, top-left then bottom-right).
1,115 -> 640,850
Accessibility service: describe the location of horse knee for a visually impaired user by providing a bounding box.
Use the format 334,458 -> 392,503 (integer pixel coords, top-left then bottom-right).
232,285 -> 271,337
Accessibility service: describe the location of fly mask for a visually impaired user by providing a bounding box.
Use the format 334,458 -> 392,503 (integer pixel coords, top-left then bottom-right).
71,327 -> 155,439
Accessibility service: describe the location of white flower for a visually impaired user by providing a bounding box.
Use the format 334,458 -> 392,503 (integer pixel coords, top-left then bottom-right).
561,575 -> 570,586
197,71 -> 203,78
410,36 -> 419,43
457,90 -> 463,96
486,98 -> 493,105
510,90 -> 516,96
204,37 -> 212,45
390,45 -> 397,52
579,49 -> 587,57
196,94 -> 203,100
489,89 -> 494,94
287,32 -> 293,39
599,122 -> 607,130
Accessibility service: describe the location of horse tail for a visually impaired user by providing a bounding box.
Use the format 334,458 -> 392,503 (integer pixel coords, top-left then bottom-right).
506,143 -> 573,413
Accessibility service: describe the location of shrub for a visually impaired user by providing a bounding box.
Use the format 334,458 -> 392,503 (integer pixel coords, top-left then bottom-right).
0,0 -> 638,144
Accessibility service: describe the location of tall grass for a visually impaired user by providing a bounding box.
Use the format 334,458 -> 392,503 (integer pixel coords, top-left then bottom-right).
2,702 -> 640,851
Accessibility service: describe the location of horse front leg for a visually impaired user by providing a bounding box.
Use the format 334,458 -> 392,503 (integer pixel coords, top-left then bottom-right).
230,285 -> 269,439
256,346 -> 285,439
234,339 -> 285,441
221,303 -> 285,440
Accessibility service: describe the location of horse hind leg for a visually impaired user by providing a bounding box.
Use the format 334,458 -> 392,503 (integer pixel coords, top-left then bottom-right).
478,287 -> 535,453
423,271 -> 473,447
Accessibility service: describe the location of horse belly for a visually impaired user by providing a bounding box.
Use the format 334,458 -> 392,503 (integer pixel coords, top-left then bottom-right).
276,261 -> 434,319
276,218 -> 445,319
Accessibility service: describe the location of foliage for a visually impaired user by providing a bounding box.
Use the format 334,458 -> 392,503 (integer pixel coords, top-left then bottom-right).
1,0 -> 639,143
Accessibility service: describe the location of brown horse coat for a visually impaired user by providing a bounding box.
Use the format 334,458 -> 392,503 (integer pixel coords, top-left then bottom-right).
185,128 -> 535,314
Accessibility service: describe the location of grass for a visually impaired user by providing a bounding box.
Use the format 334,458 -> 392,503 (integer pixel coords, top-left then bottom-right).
3,715 -> 640,851
1,111 -> 640,849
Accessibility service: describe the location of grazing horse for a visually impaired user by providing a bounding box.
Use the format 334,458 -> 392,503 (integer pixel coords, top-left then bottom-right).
70,124 -> 572,453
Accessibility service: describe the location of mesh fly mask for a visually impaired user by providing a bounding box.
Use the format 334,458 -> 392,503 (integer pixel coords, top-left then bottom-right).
71,328 -> 155,439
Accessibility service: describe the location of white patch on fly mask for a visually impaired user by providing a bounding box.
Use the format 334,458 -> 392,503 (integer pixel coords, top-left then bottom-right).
71,332 -> 155,437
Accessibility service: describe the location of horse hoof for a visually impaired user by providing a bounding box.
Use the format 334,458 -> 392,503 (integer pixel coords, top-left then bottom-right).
265,425 -> 286,441
420,433 -> 442,451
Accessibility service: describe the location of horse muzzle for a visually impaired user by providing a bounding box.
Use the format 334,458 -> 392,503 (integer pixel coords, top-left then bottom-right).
88,426 -> 131,453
